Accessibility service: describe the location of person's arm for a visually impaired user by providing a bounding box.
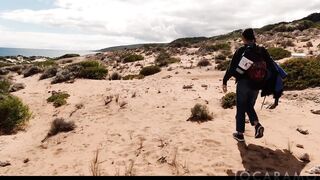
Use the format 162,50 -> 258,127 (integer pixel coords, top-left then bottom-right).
223,48 -> 243,86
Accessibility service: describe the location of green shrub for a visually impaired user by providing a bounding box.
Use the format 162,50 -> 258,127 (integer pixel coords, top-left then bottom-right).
110,72 -> 122,80
79,67 -> 108,80
197,59 -> 211,67
221,92 -> 237,109
123,54 -> 144,63
78,61 -> 101,68
0,95 -> 31,134
212,43 -> 231,51
0,79 -> 11,94
0,62 -> 12,68
40,66 -> 58,80
282,58 -> 320,90
188,104 -> 213,123
215,60 -> 230,71
123,74 -> 144,80
47,92 -> 70,108
268,47 -> 292,60
155,51 -> 181,67
140,66 -> 161,76
55,54 -> 80,60
33,60 -> 57,68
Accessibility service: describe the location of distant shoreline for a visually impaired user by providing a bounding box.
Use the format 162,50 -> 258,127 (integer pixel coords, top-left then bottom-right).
0,47 -> 95,58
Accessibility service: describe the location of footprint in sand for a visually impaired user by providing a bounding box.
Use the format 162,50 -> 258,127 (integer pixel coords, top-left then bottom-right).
202,139 -> 221,147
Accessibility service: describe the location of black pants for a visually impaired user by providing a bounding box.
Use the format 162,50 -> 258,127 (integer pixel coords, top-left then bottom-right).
236,79 -> 259,133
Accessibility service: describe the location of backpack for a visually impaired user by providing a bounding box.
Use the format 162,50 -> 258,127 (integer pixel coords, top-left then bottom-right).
236,45 -> 267,87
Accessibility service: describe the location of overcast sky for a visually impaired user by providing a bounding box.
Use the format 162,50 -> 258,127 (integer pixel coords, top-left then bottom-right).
0,0 -> 319,50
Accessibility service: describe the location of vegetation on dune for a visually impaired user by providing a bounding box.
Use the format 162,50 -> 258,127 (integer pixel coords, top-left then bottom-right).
197,59 -> 211,67
187,104 -> 213,123
123,54 -> 144,63
0,94 -> 31,135
55,54 -> 80,60
221,92 -> 237,109
47,92 -> 70,108
155,51 -> 180,67
123,74 -> 144,80
267,47 -> 292,60
215,60 -> 231,71
282,57 -> 320,90
140,66 -> 161,76
0,79 -> 11,94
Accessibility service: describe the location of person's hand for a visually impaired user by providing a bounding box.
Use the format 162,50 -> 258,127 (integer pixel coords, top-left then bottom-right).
223,85 -> 228,93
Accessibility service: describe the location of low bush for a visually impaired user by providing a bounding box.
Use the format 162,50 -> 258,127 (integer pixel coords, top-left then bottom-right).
123,54 -> 144,63
140,66 -> 161,76
282,58 -> 320,90
268,47 -> 292,60
47,92 -> 70,108
123,74 -> 144,80
0,94 -> 31,134
197,59 -> 211,67
187,104 -> 213,123
221,92 -> 237,109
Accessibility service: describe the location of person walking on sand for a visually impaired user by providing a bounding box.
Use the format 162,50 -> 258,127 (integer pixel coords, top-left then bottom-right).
222,28 -> 277,142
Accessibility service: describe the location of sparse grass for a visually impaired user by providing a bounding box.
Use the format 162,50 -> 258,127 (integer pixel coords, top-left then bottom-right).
282,57 -> 320,90
123,54 -> 144,63
221,92 -> 237,109
125,160 -> 135,176
140,66 -> 161,76
187,104 -> 213,123
267,47 -> 292,60
197,59 -> 211,67
0,94 -> 31,135
42,118 -> 76,142
90,150 -> 101,176
0,79 -> 11,94
47,92 -> 70,108
33,60 -> 57,69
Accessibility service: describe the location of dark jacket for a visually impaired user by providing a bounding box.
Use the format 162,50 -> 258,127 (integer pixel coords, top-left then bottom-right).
223,43 -> 278,88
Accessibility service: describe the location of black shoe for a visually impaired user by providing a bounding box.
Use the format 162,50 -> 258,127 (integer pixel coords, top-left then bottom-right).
255,124 -> 264,139
233,133 -> 245,142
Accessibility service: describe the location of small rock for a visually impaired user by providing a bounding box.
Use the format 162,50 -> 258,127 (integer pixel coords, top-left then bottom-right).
297,128 -> 309,135
162,75 -> 172,79
183,85 -> 193,89
307,166 -> 320,174
296,144 -> 304,149
201,84 -> 208,88
187,72 -> 191,74
293,94 -> 298,98
23,158 -> 30,164
299,153 -> 311,162
311,110 -> 320,115
175,72 -> 179,75
0,161 -> 11,167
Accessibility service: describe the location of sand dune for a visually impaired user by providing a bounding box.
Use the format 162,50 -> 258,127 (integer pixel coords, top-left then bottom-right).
0,61 -> 319,176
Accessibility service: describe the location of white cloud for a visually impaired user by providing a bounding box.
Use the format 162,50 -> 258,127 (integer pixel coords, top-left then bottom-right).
1,0 -> 320,50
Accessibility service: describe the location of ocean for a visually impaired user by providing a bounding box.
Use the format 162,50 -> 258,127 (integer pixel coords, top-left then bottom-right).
0,47 -> 95,58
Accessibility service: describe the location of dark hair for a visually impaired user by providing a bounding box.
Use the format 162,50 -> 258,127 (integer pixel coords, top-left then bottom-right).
242,28 -> 256,41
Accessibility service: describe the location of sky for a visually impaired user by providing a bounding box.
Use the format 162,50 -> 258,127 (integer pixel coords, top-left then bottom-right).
0,0 -> 320,50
